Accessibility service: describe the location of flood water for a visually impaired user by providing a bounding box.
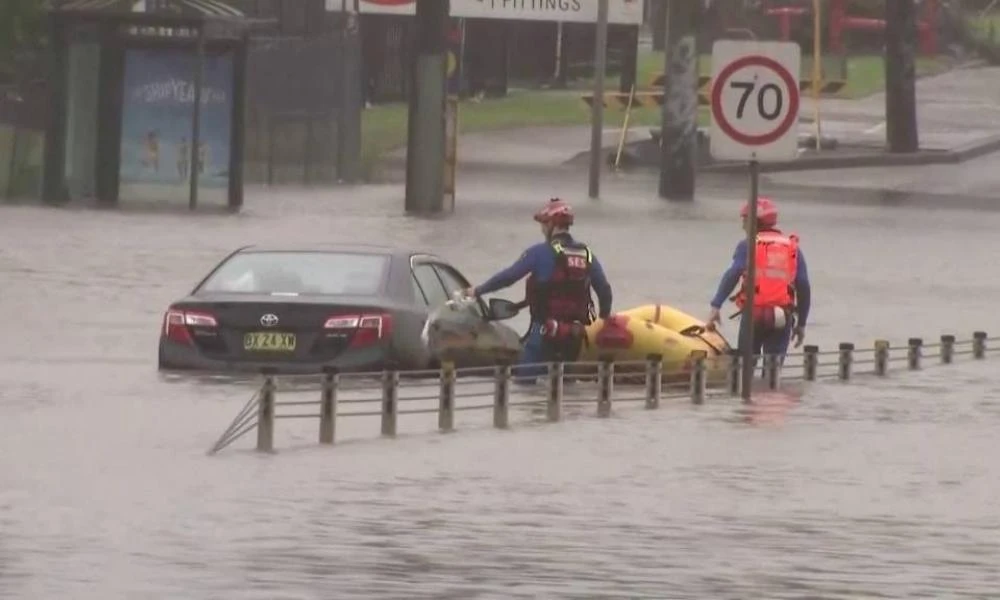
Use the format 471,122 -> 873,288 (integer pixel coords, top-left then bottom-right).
1,169 -> 998,598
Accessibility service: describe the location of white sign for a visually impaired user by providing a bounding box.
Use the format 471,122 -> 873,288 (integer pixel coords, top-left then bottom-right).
326,0 -> 645,25
709,40 -> 801,162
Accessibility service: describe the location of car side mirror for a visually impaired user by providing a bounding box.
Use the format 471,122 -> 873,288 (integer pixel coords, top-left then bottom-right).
487,298 -> 520,321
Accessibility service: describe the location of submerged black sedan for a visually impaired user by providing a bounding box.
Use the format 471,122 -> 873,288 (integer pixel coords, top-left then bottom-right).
158,244 -> 522,374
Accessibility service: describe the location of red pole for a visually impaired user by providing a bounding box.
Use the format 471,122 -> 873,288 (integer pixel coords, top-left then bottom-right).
829,0 -> 845,52
920,0 -> 938,55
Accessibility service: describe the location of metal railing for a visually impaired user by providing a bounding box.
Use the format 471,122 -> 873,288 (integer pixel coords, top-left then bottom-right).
208,331 -> 991,455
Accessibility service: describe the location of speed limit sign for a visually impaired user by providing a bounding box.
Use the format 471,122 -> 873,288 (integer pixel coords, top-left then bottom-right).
709,40 -> 802,162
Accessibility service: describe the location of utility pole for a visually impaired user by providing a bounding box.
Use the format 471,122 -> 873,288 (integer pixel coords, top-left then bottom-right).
658,0 -> 699,201
404,0 -> 450,214
588,0 -> 610,199
884,0 -> 919,152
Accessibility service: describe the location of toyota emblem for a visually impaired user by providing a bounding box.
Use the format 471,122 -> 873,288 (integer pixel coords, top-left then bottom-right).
260,313 -> 279,327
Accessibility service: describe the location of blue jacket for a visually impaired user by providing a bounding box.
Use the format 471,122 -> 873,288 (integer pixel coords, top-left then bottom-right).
475,234 -> 613,319
710,235 -> 811,327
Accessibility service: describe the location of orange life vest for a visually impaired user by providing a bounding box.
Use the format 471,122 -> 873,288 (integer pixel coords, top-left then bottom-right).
731,230 -> 799,310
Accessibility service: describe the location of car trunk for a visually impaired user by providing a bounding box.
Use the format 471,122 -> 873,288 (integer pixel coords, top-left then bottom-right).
173,294 -> 389,362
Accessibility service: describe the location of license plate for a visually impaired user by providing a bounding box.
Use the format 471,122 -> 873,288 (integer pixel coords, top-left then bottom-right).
243,331 -> 297,352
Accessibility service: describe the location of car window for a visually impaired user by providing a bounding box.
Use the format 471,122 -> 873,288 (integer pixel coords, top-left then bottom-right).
432,263 -> 485,317
412,264 -> 449,307
195,251 -> 388,296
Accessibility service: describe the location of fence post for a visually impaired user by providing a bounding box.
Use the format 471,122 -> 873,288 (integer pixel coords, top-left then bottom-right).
256,375 -> 275,452
319,368 -> 339,445
838,343 -> 854,381
907,337 -> 922,370
597,357 -> 613,418
381,370 -> 398,437
763,352 -> 780,390
727,349 -> 740,396
803,345 -> 819,381
689,350 -> 707,404
493,362 -> 510,429
438,361 -> 456,432
546,361 -> 564,422
874,340 -> 889,376
940,334 -> 955,365
973,331 -> 987,359
645,353 -> 662,410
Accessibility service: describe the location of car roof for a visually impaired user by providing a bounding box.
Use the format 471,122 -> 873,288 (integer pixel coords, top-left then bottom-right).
234,243 -> 445,263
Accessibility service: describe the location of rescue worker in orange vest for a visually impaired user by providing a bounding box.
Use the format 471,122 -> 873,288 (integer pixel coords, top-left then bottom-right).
706,196 -> 811,368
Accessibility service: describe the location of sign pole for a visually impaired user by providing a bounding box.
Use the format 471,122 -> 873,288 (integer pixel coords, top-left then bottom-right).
708,39 -> 802,404
812,0 -> 822,152
588,0 -> 609,199
740,161 -> 759,403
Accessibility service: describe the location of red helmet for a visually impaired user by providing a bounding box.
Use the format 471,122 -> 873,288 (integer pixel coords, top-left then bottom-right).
534,197 -> 574,227
740,196 -> 778,227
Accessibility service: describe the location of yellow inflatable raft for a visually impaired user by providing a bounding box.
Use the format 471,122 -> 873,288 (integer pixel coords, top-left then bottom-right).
579,304 -> 732,385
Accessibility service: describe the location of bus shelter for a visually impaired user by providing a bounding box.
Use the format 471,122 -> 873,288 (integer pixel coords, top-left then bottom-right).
42,6 -> 266,210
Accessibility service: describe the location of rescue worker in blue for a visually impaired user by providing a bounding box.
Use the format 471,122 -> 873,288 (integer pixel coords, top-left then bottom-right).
706,196 -> 811,370
463,198 -> 613,381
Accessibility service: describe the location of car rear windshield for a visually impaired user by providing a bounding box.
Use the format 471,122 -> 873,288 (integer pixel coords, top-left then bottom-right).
195,251 -> 390,296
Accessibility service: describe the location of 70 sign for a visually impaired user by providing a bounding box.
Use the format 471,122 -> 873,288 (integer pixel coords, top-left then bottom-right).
709,40 -> 802,162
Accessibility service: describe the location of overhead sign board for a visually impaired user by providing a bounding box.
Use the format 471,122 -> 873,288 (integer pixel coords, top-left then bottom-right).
709,40 -> 802,163
326,0 -> 645,25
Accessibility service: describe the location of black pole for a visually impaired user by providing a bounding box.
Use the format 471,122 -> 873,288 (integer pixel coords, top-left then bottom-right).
404,0 -> 449,214
658,0 -> 698,201
189,25 -> 206,210
885,0 -> 919,153
651,0 -> 666,51
229,33 -> 248,211
588,0 -> 609,200
41,13 -> 69,205
740,161 -> 760,404
619,25 -> 639,94
337,5 -> 362,183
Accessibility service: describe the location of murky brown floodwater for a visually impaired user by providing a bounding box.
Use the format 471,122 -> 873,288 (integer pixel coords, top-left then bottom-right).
2,169 -> 998,598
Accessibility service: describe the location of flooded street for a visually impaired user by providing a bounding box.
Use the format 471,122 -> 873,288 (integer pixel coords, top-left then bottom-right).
2,168 -> 999,598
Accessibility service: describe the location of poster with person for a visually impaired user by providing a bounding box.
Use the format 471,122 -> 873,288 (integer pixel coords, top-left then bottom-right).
118,48 -> 233,205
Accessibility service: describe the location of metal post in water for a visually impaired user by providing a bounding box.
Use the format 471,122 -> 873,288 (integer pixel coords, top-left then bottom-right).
973,331 -> 987,359
907,337 -> 922,370
380,370 -> 398,437
803,345 -> 819,381
940,334 -> 955,364
547,362 -> 564,422
256,375 -> 275,452
727,349 -> 740,396
438,361 -> 456,432
588,0 -> 609,199
763,353 -> 780,390
493,363 -> 510,429
319,369 -> 339,445
597,358 -> 613,418
740,162 -> 761,404
689,350 -> 707,405
645,353 -> 662,409
838,343 -> 854,381
874,340 -> 890,376
885,0 -> 920,153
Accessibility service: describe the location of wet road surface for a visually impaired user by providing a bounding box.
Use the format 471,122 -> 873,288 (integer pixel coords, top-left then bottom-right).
2,168 -> 999,598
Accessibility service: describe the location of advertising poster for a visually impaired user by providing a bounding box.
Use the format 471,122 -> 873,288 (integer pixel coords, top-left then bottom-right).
119,48 -> 233,205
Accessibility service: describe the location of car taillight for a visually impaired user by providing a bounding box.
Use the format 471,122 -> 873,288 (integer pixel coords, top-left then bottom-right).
324,313 -> 393,347
163,308 -> 218,345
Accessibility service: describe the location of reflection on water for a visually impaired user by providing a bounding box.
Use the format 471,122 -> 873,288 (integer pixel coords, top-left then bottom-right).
2,176 -> 1000,598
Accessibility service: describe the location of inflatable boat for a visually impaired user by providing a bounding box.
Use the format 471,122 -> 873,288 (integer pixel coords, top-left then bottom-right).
423,297 -> 732,385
